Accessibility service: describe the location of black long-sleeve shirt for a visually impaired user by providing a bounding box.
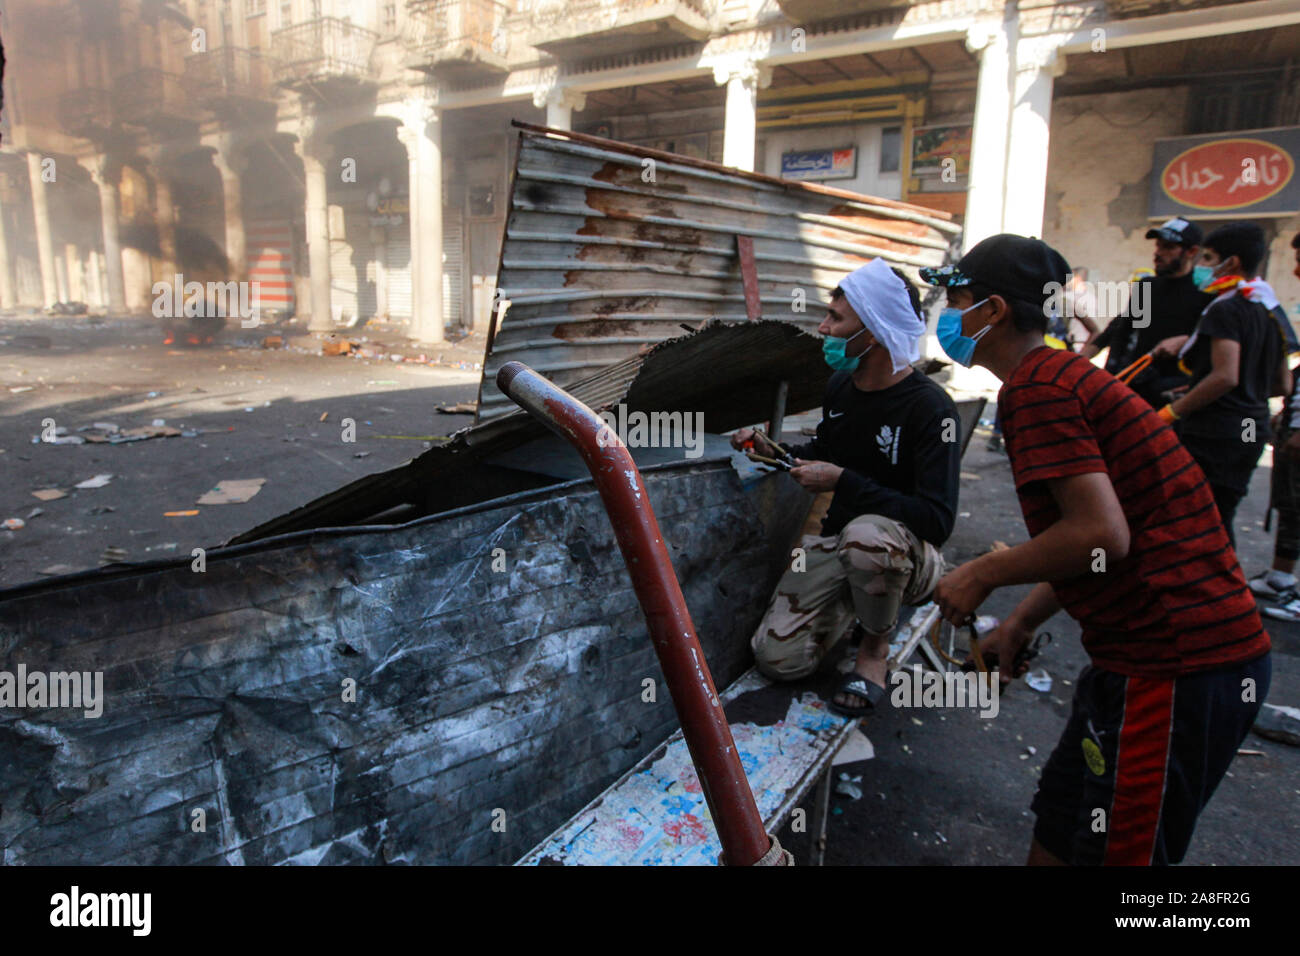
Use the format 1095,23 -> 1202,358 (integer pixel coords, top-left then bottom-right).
1094,273 -> 1211,407
787,370 -> 961,545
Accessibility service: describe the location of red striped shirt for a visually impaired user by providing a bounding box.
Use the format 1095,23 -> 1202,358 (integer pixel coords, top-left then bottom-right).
999,347 -> 1269,678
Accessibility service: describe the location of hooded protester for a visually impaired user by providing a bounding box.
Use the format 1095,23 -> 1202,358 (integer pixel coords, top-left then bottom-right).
732,257 -> 961,716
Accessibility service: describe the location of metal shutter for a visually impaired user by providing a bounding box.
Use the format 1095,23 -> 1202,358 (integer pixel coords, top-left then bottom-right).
385,230 -> 412,319
443,206 -> 463,328
245,219 -> 295,315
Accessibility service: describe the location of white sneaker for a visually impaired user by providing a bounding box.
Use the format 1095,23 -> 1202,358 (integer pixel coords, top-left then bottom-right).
1249,570 -> 1297,600
1263,596 -> 1300,622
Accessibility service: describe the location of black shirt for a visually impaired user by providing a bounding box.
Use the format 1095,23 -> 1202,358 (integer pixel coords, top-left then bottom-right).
787,370 -> 960,545
1095,273 -> 1212,407
1180,292 -> 1282,439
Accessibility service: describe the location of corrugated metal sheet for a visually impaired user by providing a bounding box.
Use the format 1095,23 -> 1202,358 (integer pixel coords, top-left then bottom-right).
475,121 -> 961,421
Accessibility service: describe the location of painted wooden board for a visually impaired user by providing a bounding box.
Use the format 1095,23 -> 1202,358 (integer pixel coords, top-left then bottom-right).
518,601 -> 943,866
518,669 -> 853,866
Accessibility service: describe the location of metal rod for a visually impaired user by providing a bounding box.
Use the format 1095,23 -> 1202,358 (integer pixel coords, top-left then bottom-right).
496,361 -> 773,867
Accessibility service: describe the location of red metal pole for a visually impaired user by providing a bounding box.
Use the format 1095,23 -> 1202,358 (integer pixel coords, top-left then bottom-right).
497,361 -> 772,867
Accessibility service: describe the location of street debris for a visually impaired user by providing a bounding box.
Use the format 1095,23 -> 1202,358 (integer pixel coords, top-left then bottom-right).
1025,669 -> 1053,693
10,385 -> 33,393
262,335 -> 283,349
319,412 -> 329,422
100,547 -> 128,564
39,564 -> 77,576
1253,703 -> 1300,747
3,518 -> 25,530
164,510 -> 200,517
75,474 -> 114,489
436,402 -> 478,414
835,772 -> 864,800
197,478 -> 265,505
831,728 -> 875,765
322,337 -> 355,356
32,489 -> 67,501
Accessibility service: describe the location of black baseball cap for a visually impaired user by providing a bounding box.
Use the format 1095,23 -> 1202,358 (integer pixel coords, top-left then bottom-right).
1145,217 -> 1203,246
920,234 -> 1070,307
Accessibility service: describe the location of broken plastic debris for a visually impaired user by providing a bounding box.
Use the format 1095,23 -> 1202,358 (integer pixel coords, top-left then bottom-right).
3,518 -> 25,530
975,615 -> 999,635
164,510 -> 200,517
1025,669 -> 1053,693
196,478 -> 265,505
75,473 -> 114,489
834,773 -> 864,800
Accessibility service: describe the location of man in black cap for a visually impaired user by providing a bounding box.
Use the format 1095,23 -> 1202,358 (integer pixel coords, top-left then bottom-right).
1083,217 -> 1211,408
921,234 -> 1270,866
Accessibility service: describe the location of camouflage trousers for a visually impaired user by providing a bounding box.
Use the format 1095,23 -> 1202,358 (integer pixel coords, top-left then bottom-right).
750,514 -> 944,681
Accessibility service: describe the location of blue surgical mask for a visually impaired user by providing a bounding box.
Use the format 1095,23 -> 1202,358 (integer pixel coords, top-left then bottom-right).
937,298 -> 991,368
1192,265 -> 1215,290
822,325 -> 870,371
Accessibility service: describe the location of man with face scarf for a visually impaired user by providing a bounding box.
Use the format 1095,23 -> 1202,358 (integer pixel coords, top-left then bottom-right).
732,258 -> 961,716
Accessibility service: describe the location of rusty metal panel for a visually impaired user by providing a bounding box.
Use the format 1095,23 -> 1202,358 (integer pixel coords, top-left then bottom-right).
477,122 -> 961,421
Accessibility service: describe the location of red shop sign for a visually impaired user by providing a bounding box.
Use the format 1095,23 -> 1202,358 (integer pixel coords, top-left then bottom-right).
1160,138 -> 1295,211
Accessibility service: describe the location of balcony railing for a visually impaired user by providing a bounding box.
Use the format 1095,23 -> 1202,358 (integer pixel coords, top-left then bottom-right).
184,47 -> 277,105
113,69 -> 192,127
57,87 -> 115,139
525,0 -> 713,57
405,0 -> 511,77
775,0 -> 913,23
272,17 -> 379,86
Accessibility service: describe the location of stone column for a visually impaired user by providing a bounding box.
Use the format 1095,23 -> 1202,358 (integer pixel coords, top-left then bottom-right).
0,194 -> 17,309
145,154 -> 179,278
535,85 -> 586,132
1003,37 -> 1066,239
208,135 -> 248,280
402,97 -> 444,344
396,123 -> 424,337
295,111 -> 333,332
26,151 -> 59,307
713,58 -> 771,172
962,16 -> 1014,252
301,149 -> 332,331
79,155 -> 127,313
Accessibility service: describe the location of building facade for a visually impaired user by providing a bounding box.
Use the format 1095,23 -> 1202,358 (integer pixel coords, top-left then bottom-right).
1,0 -> 1298,351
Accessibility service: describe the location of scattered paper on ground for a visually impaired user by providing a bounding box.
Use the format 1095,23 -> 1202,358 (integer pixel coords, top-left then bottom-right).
32,489 -> 67,501
75,474 -> 114,489
197,478 -> 265,505
832,728 -> 875,766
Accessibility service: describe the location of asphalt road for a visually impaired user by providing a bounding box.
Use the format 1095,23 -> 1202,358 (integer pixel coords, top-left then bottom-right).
0,315 -> 482,586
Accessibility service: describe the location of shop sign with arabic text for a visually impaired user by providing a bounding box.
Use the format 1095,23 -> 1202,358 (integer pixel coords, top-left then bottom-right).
1150,127 -> 1299,217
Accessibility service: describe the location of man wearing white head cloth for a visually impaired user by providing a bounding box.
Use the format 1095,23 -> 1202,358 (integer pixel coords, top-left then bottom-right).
732,259 -> 961,715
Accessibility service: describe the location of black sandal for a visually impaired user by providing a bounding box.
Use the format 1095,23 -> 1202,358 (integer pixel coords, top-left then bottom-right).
829,671 -> 888,717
